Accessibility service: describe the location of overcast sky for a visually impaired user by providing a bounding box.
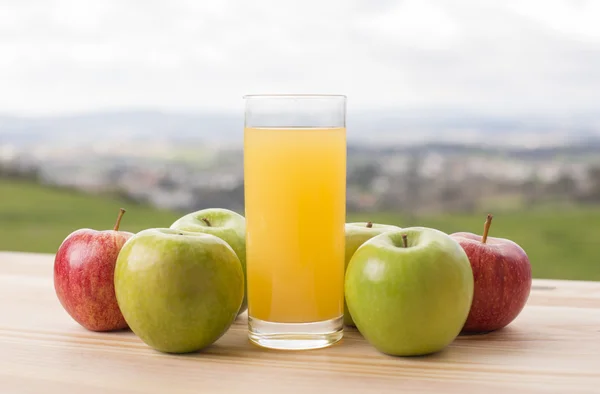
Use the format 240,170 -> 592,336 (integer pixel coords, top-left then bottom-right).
1,0 -> 600,116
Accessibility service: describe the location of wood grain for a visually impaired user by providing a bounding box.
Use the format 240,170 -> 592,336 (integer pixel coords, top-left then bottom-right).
1,251 -> 599,394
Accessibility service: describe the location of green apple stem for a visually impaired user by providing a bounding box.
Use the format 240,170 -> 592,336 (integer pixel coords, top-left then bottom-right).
201,218 -> 211,227
366,222 -> 373,228
482,214 -> 493,244
113,208 -> 126,231
401,234 -> 408,248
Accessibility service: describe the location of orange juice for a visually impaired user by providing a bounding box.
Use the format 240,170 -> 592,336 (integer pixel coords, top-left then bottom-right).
244,127 -> 346,323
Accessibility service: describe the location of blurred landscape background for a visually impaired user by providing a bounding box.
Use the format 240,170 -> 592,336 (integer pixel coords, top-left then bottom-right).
1,0 -> 599,280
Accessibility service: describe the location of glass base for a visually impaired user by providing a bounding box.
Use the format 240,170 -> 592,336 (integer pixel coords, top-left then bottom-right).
248,316 -> 343,350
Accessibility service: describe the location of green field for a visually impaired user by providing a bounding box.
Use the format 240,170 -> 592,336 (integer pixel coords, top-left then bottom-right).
1,180 -> 182,253
2,179 -> 599,281
349,211 -> 600,281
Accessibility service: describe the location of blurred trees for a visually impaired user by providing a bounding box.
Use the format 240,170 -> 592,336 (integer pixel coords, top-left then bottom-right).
579,166 -> 600,202
0,162 -> 39,181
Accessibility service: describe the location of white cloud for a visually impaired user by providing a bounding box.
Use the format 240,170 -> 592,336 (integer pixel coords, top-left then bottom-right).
0,0 -> 599,116
355,1 -> 462,50
510,1 -> 600,42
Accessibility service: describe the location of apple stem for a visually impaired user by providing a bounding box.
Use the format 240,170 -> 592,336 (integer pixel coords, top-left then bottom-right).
482,214 -> 493,244
401,234 -> 408,248
201,217 -> 211,227
113,208 -> 126,231
366,221 -> 373,228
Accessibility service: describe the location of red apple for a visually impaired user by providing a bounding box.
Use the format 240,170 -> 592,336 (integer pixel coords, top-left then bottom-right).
54,208 -> 133,331
450,214 -> 532,333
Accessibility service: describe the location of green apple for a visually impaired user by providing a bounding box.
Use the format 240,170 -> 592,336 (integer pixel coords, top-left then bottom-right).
170,208 -> 247,315
114,228 -> 244,354
345,227 -> 473,356
344,222 -> 401,326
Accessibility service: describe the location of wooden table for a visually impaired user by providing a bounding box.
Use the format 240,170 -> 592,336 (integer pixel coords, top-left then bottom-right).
2,251 -> 599,394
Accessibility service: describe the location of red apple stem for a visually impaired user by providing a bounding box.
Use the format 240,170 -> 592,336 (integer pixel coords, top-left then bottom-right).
366,221 -> 373,228
113,208 -> 126,231
401,234 -> 408,248
482,214 -> 493,244
201,217 -> 211,227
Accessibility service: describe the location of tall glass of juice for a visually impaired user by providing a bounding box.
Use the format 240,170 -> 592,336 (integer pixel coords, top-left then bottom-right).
244,95 -> 346,350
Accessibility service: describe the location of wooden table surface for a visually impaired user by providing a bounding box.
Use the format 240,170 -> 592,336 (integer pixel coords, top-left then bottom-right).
1,251 -> 599,394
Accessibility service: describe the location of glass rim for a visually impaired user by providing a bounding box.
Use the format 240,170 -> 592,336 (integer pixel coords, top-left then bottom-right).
243,94 -> 346,100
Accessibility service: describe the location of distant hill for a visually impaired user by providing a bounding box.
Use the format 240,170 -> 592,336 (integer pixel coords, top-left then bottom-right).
1,108 -> 599,148
0,110 -> 243,146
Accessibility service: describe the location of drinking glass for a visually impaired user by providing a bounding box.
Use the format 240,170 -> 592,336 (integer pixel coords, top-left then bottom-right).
244,95 -> 347,350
